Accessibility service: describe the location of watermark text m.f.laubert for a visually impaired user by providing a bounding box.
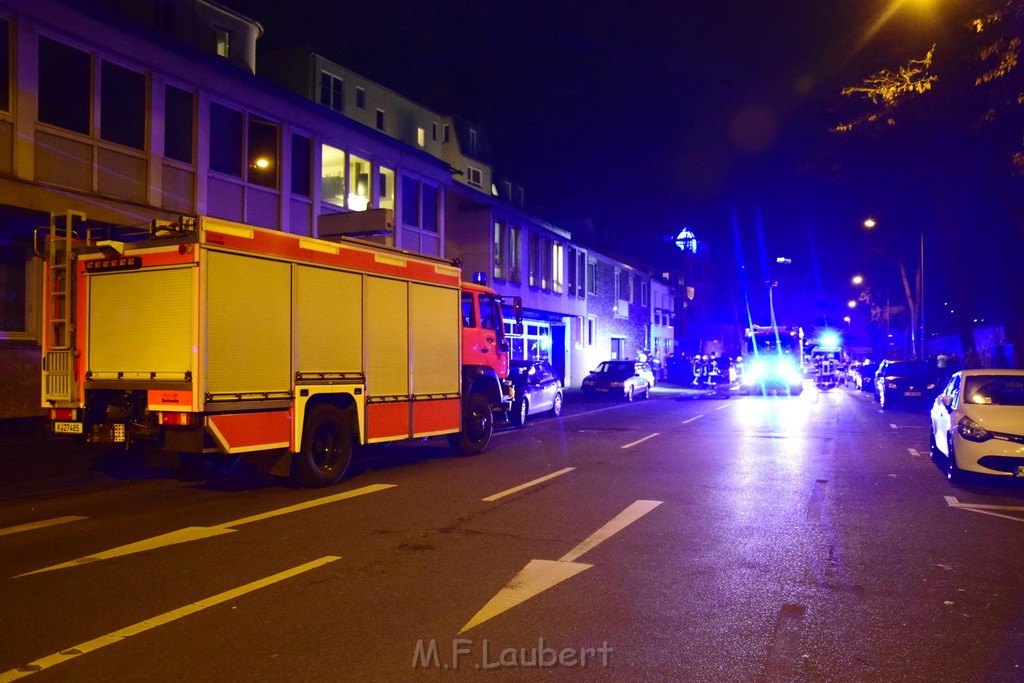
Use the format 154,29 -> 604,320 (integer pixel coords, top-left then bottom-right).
412,638 -> 613,669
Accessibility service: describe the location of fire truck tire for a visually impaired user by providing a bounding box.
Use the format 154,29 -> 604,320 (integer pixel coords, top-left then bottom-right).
295,405 -> 354,487
448,393 -> 493,455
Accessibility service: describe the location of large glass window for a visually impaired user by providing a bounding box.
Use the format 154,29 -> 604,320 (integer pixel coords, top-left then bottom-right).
321,144 -> 345,206
541,237 -> 553,290
567,247 -> 578,296
209,103 -> 243,176
100,61 -> 146,150
0,244 -> 26,334
291,133 -> 311,197
247,116 -> 279,189
509,224 -> 522,283
422,185 -> 438,232
0,19 -> 9,112
552,242 -> 564,293
493,220 -> 506,280
528,233 -> 540,287
38,37 -> 90,134
587,258 -> 597,295
164,85 -> 194,164
401,175 -> 419,227
378,166 -> 395,210
348,154 -> 371,210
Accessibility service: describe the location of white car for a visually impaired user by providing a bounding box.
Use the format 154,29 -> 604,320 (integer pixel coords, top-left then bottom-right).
930,369 -> 1024,482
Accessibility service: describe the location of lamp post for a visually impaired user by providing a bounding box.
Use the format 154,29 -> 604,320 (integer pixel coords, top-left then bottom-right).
864,218 -> 925,359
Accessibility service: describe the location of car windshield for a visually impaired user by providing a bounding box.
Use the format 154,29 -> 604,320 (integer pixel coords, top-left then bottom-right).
508,364 -> 531,379
594,361 -> 635,378
963,376 -> 1024,406
885,362 -> 933,379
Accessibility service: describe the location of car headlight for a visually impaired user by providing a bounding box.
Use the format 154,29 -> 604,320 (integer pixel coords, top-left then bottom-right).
926,383 -> 936,390
610,381 -> 624,388
582,378 -> 593,385
957,415 -> 991,442
887,381 -> 898,389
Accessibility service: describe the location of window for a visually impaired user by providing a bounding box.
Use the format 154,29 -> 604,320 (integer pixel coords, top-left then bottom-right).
528,233 -> 540,287
401,175 -> 419,227
38,37 -> 90,134
587,316 -> 596,346
421,184 -> 438,232
247,116 -> 279,189
355,87 -> 365,109
577,250 -> 587,298
508,224 -> 522,283
431,122 -> 438,141
614,270 -> 622,300
319,72 -> 343,113
466,166 -> 482,188
469,128 -> 478,155
0,19 -> 10,112
479,295 -> 499,331
214,26 -> 231,58
417,127 -> 425,147
552,242 -> 564,293
541,237 -> 553,290
0,244 -> 28,337
375,109 -> 385,131
567,248 -> 578,296
320,144 -> 345,206
493,220 -> 506,280
290,133 -> 311,197
628,275 -> 635,303
587,259 -> 597,295
164,85 -> 194,164
460,292 -> 475,327
209,103 -> 243,176
378,166 -> 395,210
641,281 -> 649,307
442,124 -> 450,142
348,154 -> 371,210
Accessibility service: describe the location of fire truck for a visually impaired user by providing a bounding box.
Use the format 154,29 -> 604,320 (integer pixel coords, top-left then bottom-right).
37,210 -> 521,487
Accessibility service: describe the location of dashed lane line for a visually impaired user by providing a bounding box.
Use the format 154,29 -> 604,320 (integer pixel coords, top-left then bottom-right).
0,516 -> 87,538
682,415 -> 704,424
482,468 -> 575,502
16,484 -> 395,577
0,556 -> 340,682
620,433 -> 659,450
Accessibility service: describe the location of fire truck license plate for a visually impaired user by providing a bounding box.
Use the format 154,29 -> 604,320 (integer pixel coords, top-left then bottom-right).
54,422 -> 83,434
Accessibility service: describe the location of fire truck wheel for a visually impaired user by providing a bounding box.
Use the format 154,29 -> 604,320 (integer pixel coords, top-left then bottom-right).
449,393 -> 493,455
295,405 -> 353,487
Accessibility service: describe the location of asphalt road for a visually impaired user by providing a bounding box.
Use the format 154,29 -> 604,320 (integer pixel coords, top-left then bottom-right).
1,386 -> 1023,682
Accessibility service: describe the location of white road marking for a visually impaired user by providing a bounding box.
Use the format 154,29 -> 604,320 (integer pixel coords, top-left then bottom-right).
17,484 -> 394,577
908,448 -> 921,458
890,424 -> 898,429
945,496 -> 1024,524
0,557 -> 340,682
682,415 -> 704,424
0,516 -> 86,538
482,468 -> 575,502
459,500 -> 663,633
715,404 -> 732,411
620,433 -> 659,449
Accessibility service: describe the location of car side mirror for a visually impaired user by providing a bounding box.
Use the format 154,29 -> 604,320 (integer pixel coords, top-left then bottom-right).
939,395 -> 952,411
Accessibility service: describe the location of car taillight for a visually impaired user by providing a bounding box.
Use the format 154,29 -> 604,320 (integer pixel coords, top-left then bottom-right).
158,412 -> 195,426
50,408 -> 77,421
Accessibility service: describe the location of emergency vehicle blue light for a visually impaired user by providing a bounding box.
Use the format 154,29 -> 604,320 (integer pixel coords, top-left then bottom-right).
818,330 -> 841,348
472,272 -> 487,284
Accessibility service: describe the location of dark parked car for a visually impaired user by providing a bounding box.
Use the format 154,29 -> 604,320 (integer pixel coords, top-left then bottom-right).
850,361 -> 879,392
508,360 -> 563,426
873,359 -> 940,408
581,360 -> 652,401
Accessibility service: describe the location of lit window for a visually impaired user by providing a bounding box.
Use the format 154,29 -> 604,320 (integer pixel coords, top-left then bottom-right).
247,116 -> 279,189
552,242 -> 564,293
378,166 -> 395,210
493,220 -> 506,280
214,27 -> 231,58
417,127 -> 425,147
320,144 -> 346,206
348,154 -> 371,211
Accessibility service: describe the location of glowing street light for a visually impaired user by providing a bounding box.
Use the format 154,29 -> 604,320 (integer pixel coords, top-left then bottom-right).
852,275 -> 864,286
848,300 -> 857,309
863,218 -> 877,229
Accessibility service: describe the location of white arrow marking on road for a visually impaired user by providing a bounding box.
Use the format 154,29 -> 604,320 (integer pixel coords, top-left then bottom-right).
945,496 -> 1024,524
0,516 -> 86,538
0,556 -> 340,682
621,433 -> 659,449
459,500 -> 662,633
682,415 -> 704,424
16,484 -> 395,577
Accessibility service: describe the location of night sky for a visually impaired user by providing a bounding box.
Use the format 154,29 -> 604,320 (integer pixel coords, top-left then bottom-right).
223,0 -> 1020,337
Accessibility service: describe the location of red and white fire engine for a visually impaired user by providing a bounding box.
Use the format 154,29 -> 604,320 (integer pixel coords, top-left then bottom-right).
37,210 -> 520,486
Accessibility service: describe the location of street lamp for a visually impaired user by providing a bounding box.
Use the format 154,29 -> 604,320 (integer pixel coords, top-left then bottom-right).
852,275 -> 864,286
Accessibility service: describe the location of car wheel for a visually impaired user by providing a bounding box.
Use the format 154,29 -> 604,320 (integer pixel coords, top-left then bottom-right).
641,383 -> 651,399
946,435 -> 963,484
624,386 -> 634,402
448,393 -> 493,455
512,397 -> 528,428
550,391 -> 563,417
879,389 -> 887,409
